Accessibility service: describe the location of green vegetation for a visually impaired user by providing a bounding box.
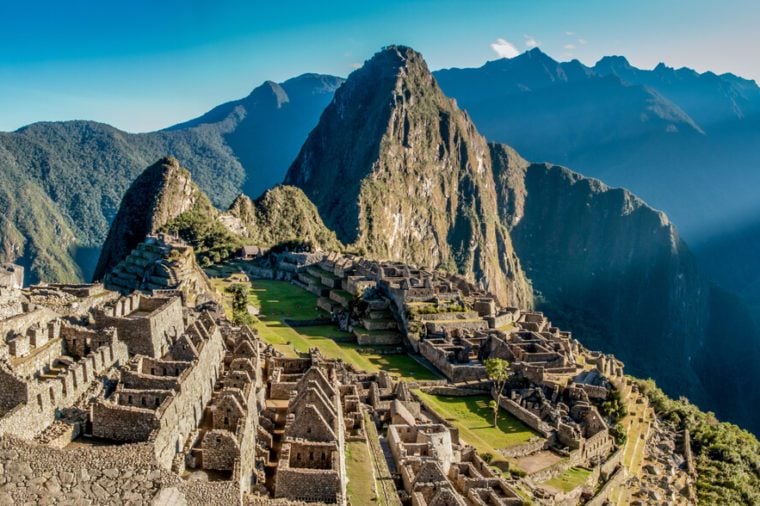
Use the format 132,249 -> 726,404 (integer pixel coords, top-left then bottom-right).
248,279 -> 327,321
413,391 -> 536,471
0,121 -> 249,282
601,388 -> 628,422
541,466 -> 592,492
226,283 -> 255,325
165,209 -> 242,267
228,186 -> 343,252
609,422 -> 627,446
484,357 -> 510,427
345,441 -> 378,505
406,301 -> 466,317
635,378 -> 760,505
214,277 -> 439,381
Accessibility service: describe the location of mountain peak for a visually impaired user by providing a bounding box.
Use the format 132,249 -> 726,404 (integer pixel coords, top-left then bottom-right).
596,55 -> 632,69
285,46 -> 533,307
93,157 -> 210,280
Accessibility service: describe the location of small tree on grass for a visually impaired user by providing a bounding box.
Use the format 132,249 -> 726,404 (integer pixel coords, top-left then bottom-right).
484,358 -> 510,428
226,283 -> 254,325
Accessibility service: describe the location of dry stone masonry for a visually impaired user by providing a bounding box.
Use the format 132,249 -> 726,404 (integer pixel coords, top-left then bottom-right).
0,244 -> 694,505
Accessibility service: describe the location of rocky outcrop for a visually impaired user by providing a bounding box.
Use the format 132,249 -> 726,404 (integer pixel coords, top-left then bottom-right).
95,158 -> 341,283
285,46 -> 533,308
93,157 -> 212,280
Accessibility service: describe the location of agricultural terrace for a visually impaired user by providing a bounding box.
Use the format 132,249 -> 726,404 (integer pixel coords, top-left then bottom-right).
209,271 -> 439,381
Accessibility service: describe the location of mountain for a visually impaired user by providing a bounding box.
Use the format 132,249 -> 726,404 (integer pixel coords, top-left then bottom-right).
593,55 -> 760,129
491,145 -> 760,434
96,157 -> 341,279
166,73 -> 344,198
226,186 -> 342,251
433,48 -> 760,241
0,74 -> 342,284
93,157 -> 212,279
285,45 -> 759,434
285,46 -> 533,308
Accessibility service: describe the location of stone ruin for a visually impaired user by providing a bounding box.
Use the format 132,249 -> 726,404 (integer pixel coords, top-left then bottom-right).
103,234 -> 218,306
254,349 -> 376,504
0,254 -> 266,504
386,382 -> 523,505
0,243 -> 691,505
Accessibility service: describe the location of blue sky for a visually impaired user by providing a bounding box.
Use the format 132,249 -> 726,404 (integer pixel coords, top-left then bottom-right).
1,0 -> 758,132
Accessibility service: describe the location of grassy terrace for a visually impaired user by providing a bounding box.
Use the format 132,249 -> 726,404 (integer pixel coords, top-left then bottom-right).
541,466 -> 592,493
210,274 -> 439,381
414,391 -> 537,471
345,440 -> 377,505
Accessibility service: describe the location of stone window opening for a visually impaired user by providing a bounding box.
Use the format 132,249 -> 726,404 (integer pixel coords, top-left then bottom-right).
128,395 -> 133,404
155,397 -> 160,407
141,397 -> 146,406
224,416 -> 229,426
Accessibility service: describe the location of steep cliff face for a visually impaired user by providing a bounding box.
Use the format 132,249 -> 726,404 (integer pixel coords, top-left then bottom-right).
225,186 -> 342,251
285,46 -> 532,307
93,157 -> 212,280
491,144 -> 760,433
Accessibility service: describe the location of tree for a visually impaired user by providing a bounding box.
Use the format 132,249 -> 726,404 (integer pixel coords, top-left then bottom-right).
484,358 -> 510,428
226,283 -> 254,325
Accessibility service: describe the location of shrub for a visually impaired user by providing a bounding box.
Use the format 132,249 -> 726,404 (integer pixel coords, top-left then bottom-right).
635,377 -> 760,505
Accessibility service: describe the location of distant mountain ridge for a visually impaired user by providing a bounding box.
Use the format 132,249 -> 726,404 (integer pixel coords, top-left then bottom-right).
433,48 -> 760,240
0,73 -> 342,283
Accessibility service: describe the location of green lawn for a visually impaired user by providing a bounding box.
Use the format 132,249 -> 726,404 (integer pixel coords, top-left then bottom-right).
541,466 -> 592,492
414,391 -> 538,470
345,440 -> 378,505
212,276 -> 439,381
250,279 -> 328,321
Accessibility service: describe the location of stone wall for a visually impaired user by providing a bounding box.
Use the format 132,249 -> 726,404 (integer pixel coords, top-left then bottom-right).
0,435 -> 240,505
94,296 -> 183,358
10,335 -> 65,378
0,339 -> 129,440
498,397 -> 553,437
149,325 -> 225,468
586,466 -> 627,506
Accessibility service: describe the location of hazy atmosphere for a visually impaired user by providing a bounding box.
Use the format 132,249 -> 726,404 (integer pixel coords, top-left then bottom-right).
2,0 -> 759,132
0,3 -> 758,504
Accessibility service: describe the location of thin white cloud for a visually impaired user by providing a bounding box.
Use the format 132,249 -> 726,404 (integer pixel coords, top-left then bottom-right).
565,31 -> 575,36
351,62 -> 361,69
490,38 -> 520,58
564,44 -> 576,50
578,38 -> 588,45
524,35 -> 540,49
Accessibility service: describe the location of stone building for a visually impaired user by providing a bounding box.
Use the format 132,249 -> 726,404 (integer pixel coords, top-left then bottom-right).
182,323 -> 264,493
386,382 -> 522,505
273,365 -> 347,504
